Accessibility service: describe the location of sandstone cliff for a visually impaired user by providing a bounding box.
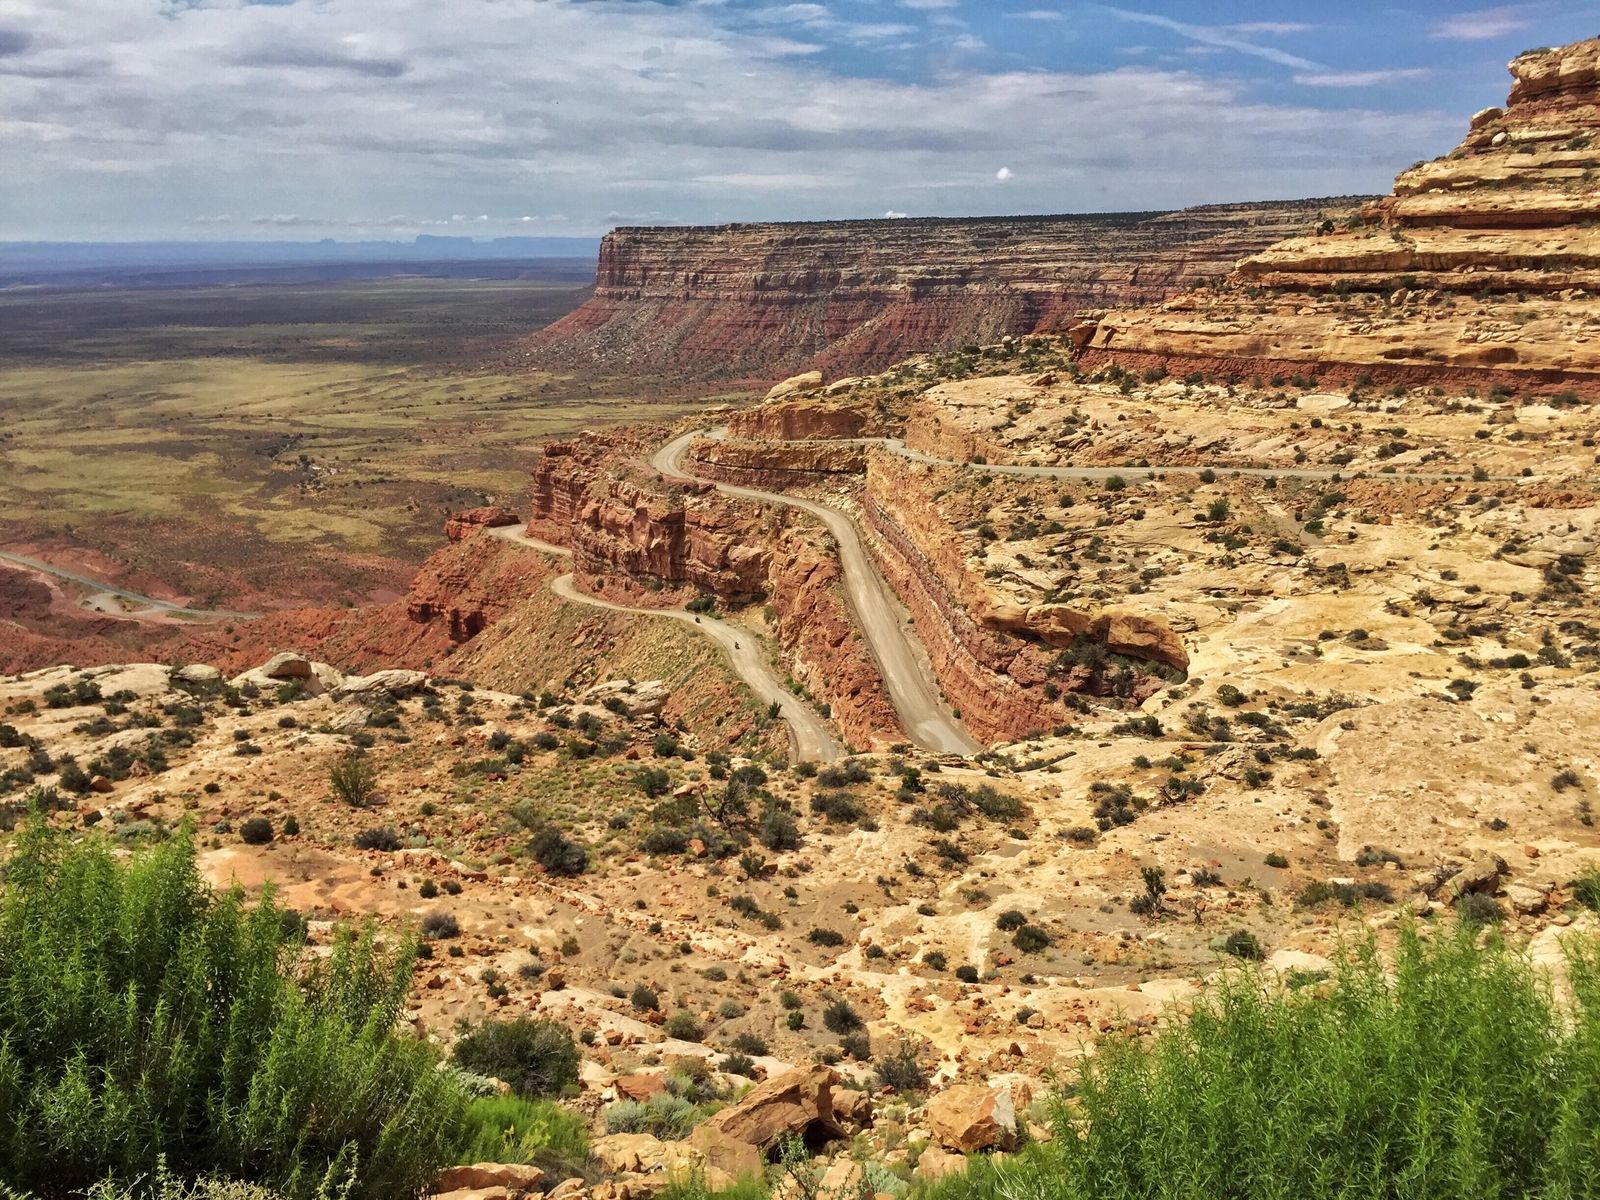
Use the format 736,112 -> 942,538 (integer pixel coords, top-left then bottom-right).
1082,38 -> 1600,395
526,432 -> 901,749
529,201 -> 1362,382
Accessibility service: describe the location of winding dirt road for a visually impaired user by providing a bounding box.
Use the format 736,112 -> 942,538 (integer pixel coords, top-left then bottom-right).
0,549 -> 262,621
486,524 -> 842,763
650,433 -> 982,756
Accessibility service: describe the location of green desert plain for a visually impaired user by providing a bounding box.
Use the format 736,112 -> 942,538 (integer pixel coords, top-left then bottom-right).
0,276 -> 715,610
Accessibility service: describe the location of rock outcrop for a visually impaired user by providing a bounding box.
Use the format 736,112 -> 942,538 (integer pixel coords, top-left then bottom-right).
526,432 -> 900,748
445,507 -> 520,544
1082,38 -> 1600,395
688,1065 -> 844,1160
862,452 -> 1182,743
530,201 -> 1364,381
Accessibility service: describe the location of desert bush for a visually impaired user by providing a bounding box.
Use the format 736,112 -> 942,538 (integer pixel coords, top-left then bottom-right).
921,924 -> 1600,1200
0,823 -> 465,1198
1012,925 -> 1052,954
450,1018 -> 579,1100
529,825 -> 587,876
823,1000 -> 863,1034
631,983 -> 660,1012
353,827 -> 401,852
604,1092 -> 701,1140
664,1011 -> 705,1042
420,911 -> 461,939
239,817 -> 273,845
1222,930 -> 1264,961
874,1043 -> 930,1093
329,752 -> 377,807
452,1095 -> 588,1178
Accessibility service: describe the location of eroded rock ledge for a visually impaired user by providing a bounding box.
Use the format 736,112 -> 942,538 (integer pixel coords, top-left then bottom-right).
1081,37 -> 1600,395
526,430 -> 899,749
529,200 -> 1365,382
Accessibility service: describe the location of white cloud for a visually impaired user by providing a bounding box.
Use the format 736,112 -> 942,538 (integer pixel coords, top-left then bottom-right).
0,0 -> 1460,239
995,166 -> 1014,181
1294,68 -> 1430,87
884,209 -> 908,218
1109,9 -> 1320,70
1431,6 -> 1533,41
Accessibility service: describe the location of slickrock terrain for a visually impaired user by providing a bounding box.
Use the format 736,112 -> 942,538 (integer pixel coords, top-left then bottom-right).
531,201 -> 1364,382
1083,39 -> 1600,395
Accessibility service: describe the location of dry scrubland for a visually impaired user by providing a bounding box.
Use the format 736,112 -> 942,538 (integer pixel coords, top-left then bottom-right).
0,280 -> 715,614
7,34 -> 1600,1200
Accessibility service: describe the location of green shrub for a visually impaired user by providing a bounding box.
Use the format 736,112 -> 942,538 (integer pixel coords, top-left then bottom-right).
239,817 -> 273,845
823,1000 -> 862,1034
529,826 -> 588,876
452,1095 -> 588,1178
450,1018 -> 579,1100
664,1011 -> 705,1042
921,924 -> 1600,1200
604,1092 -> 701,1139
1222,929 -> 1264,961
329,752 -> 377,807
0,822 -> 465,1198
1012,925 -> 1051,954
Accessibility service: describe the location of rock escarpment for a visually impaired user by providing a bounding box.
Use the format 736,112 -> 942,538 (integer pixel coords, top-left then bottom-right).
527,433 -> 899,748
860,453 -> 1182,745
530,201 -> 1362,381
1083,38 -> 1600,394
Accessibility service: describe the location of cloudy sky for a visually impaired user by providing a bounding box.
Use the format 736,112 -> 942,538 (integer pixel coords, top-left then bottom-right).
3,0 -> 1597,241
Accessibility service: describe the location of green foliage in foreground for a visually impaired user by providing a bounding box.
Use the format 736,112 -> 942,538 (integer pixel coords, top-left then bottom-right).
454,1096 -> 590,1180
0,821 -> 468,1200
925,924 -> 1600,1200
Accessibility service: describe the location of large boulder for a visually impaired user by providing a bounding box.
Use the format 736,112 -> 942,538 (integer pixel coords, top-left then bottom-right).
682,1124 -> 763,1183
765,371 -> 824,403
591,1134 -> 678,1175
690,1065 -> 843,1161
447,506 -> 521,543
259,651 -> 313,680
1445,853 -> 1509,897
579,679 -> 670,719
173,663 -> 222,685
1091,610 -> 1189,673
335,669 -> 431,700
435,1164 -> 544,1194
925,1082 -> 1030,1153
913,1146 -> 967,1183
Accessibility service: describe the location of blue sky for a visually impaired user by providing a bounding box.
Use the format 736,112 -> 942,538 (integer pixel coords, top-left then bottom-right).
2,0 -> 1597,240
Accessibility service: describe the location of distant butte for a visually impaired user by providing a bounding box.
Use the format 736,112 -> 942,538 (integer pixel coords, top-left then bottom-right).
527,200 -> 1369,383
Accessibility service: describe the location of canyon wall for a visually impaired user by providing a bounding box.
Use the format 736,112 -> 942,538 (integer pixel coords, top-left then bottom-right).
529,200 -> 1362,382
526,433 -> 901,749
1082,38 -> 1600,395
860,453 -> 1182,745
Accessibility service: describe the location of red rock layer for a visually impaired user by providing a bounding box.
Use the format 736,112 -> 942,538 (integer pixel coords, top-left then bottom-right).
527,434 -> 900,748
1083,38 -> 1600,395
529,201 -> 1363,383
859,453 -> 1179,744
682,437 -> 868,491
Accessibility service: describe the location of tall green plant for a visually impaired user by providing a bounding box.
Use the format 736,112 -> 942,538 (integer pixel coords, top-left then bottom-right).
0,819 -> 467,1199
924,923 -> 1600,1200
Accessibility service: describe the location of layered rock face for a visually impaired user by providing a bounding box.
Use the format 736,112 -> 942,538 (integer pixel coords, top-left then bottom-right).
860,453 -> 1180,744
527,433 -> 900,748
1083,38 -> 1600,394
529,434 -> 772,604
530,201 -> 1360,381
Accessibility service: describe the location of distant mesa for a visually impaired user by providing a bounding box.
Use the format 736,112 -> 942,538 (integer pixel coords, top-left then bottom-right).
527,200 -> 1369,383
1080,37 -> 1600,396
